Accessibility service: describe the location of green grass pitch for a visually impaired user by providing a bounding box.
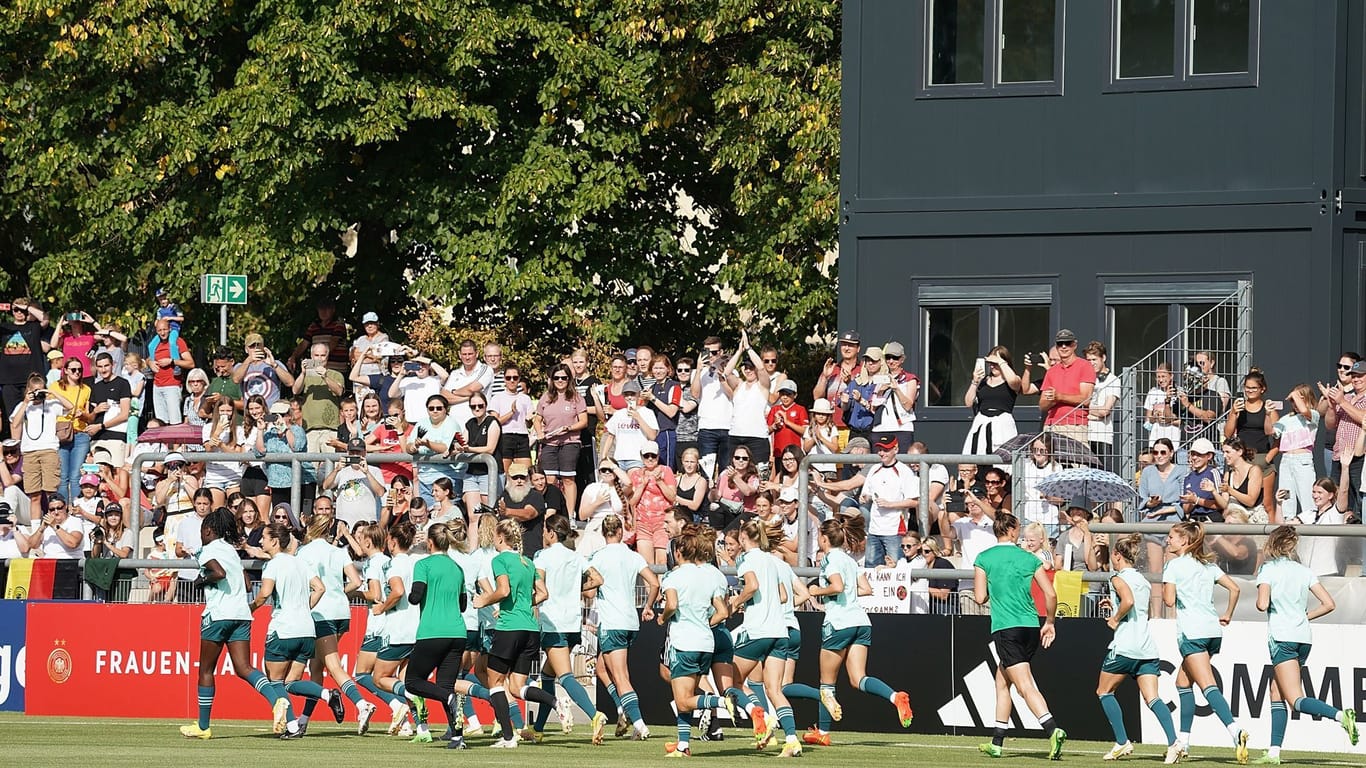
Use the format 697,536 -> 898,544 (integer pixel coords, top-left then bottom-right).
2,713 -> 1360,768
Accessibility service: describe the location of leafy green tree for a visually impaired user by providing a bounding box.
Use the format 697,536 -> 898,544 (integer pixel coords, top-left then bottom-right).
0,0 -> 839,357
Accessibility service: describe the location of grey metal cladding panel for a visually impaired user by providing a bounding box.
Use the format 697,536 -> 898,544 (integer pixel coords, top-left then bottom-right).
852,230 -> 1315,292
853,0 -> 1321,203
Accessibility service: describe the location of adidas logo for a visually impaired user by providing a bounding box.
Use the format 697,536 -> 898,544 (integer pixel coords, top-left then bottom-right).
937,642 -> 1043,730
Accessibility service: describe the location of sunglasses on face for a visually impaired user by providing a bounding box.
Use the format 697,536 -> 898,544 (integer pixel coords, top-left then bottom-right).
676,368 -> 691,374
66,366 -> 82,372
273,514 -> 288,520
470,404 -> 486,410
1057,340 -> 1077,347
49,505 -> 67,511
985,479 -> 1003,485
922,548 -> 934,554
762,358 -> 777,364
505,375 -> 519,381
1153,450 -> 1171,456
733,455 -> 750,462
901,544 -> 916,550
428,405 -> 446,412
1339,363 -> 1355,370
641,453 -> 658,459
552,375 -> 569,381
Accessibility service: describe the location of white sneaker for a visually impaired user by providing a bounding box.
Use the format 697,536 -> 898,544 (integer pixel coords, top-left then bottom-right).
1164,744 -> 1183,765
633,724 -> 651,741
1104,742 -> 1135,761
357,701 -> 377,735
398,721 -> 414,738
490,737 -> 518,749
558,695 -> 574,733
463,717 -> 484,737
698,708 -> 712,736
388,703 -> 410,736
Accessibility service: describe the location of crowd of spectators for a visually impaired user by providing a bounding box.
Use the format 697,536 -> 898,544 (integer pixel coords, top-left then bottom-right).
2,293 -> 1361,605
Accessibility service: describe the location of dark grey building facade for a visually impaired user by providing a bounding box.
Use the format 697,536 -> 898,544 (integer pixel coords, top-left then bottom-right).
839,0 -> 1366,454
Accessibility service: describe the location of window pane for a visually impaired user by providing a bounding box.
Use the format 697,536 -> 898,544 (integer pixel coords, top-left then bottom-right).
1118,0 -> 1176,79
995,305 -> 1049,407
1191,0 -> 1250,75
930,0 -> 986,85
926,307 -> 980,406
1109,304 -> 1170,373
1000,0 -> 1056,83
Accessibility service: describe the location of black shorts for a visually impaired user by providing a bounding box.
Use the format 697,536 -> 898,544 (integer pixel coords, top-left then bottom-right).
993,626 -> 1041,669
499,432 -> 532,462
487,629 -> 541,676
239,467 -> 269,497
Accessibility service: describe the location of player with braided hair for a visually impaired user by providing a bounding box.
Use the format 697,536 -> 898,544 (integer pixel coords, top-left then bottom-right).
179,507 -> 283,739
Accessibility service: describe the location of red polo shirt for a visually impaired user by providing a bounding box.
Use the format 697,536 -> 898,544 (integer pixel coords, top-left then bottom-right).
1041,357 -> 1096,427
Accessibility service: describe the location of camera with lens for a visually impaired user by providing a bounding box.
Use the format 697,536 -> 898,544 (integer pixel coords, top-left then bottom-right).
30,390 -> 46,403
90,527 -> 105,542
1181,359 -> 1205,394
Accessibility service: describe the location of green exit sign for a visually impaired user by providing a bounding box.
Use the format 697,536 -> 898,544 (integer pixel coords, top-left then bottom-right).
200,274 -> 248,305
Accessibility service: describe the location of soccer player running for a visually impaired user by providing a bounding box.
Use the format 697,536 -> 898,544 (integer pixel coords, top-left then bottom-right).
398,521 -> 474,748
353,524 -> 408,732
1096,534 -> 1180,763
528,514 -> 609,744
585,513 -> 660,740
373,521 -> 419,736
660,524 -> 733,758
471,519 -> 561,749
792,515 -> 912,746
1162,520 -> 1249,762
179,507 -> 283,739
726,519 -> 802,757
972,512 -> 1066,760
1252,526 -> 1358,764
249,521 -> 325,740
295,510 -> 374,733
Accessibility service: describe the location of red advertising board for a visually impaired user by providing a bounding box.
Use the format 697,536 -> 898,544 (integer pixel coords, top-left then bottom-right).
25,602 -> 374,720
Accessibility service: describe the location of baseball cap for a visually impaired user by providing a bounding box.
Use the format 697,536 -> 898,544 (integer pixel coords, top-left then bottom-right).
778,486 -> 799,502
508,462 -> 530,478
624,348 -> 637,362
244,332 -> 265,347
1188,438 -> 1217,455
883,341 -> 905,358
1055,329 -> 1078,344
346,437 -> 366,453
810,398 -> 834,414
873,434 -> 898,451
47,350 -> 63,361
163,451 -> 187,465
1350,360 -> 1366,376
776,380 -> 797,394
863,346 -> 884,362
640,441 -> 660,457
846,436 -> 871,452
269,401 -> 291,415
79,473 -> 100,487
101,501 -> 123,516
155,287 -> 168,298
361,312 -> 380,324
622,379 -> 642,394
838,330 -> 861,345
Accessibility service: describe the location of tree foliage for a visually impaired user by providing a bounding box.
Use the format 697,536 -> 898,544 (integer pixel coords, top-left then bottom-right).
0,0 -> 838,354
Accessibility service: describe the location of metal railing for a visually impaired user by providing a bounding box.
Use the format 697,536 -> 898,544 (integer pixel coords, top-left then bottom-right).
129,451 -> 500,549
1116,283 -> 1253,497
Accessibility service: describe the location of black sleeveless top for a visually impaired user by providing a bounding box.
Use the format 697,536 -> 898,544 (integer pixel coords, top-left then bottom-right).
974,380 -> 1017,417
1234,404 -> 1271,453
465,416 -> 496,475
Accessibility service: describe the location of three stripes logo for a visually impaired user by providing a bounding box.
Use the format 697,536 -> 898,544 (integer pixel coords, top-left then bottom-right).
936,642 -> 1044,730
